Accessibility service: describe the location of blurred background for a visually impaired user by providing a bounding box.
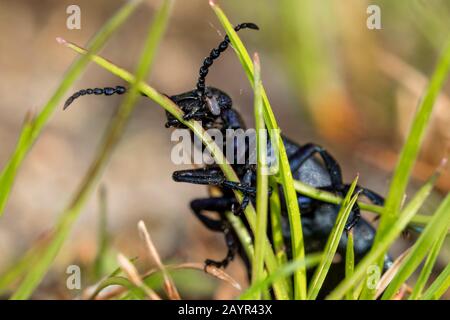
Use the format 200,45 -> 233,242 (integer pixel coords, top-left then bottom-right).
0,0 -> 449,298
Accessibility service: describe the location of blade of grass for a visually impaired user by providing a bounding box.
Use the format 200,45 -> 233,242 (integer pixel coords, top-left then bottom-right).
0,234 -> 49,293
269,178 -> 288,266
345,230 -> 355,300
307,176 -> 359,299
90,276 -> 138,299
326,171 -> 439,299
93,185 -> 109,279
381,194 -> 450,299
87,257 -> 138,299
225,211 -> 254,260
240,253 -> 323,300
420,263 -> 450,300
251,53 -> 268,300
0,0 -> 142,216
60,40 -> 291,300
353,280 -> 365,300
409,224 -> 448,299
210,0 -> 306,299
10,0 -> 172,300
372,40 -> 450,280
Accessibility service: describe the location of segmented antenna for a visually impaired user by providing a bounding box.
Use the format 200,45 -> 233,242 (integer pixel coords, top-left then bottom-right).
63,86 -> 126,110
195,22 -> 259,98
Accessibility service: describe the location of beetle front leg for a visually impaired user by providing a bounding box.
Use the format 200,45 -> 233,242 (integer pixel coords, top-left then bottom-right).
230,168 -> 253,216
172,168 -> 257,197
343,184 -> 384,231
319,184 -> 384,231
189,196 -> 240,269
205,224 -> 238,269
344,203 -> 361,233
190,197 -> 233,232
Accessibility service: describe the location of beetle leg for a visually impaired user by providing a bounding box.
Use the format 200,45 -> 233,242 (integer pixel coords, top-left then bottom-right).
173,168 -> 257,196
320,184 -> 384,207
232,195 -> 250,216
189,197 -> 240,269
344,202 -> 361,232
353,185 -> 384,205
205,224 -> 238,269
319,183 -> 385,231
182,105 -> 202,120
289,143 -> 343,188
190,197 -> 234,232
230,168 -> 254,216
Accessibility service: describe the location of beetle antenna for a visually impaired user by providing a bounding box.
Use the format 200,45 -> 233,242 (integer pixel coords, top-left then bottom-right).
63,85 -> 126,110
195,22 -> 259,98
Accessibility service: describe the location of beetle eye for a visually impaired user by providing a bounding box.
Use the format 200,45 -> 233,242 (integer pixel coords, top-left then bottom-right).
206,95 -> 221,115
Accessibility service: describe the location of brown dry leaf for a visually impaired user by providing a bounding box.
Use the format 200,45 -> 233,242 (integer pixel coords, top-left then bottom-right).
392,284 -> 410,300
375,247 -> 412,299
137,220 -> 181,300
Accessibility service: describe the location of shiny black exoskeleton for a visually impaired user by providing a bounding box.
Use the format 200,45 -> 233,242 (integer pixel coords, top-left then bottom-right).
64,22 -> 391,296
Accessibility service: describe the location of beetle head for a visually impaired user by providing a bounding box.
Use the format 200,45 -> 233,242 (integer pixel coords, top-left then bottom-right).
165,86 -> 232,128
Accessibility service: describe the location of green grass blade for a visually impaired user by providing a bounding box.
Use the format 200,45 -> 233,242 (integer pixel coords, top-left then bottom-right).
0,242 -> 43,293
93,186 -> 110,279
91,276 -> 137,298
372,40 -> 450,271
225,211 -> 255,261
381,194 -> 450,299
267,176 -> 292,295
239,253 -> 323,300
307,177 -> 359,299
9,0 -> 172,300
409,222 -> 448,299
61,37 -> 291,300
420,263 -> 450,300
251,53 -> 269,299
0,0 -> 142,217
210,0 -> 306,300
345,230 -> 355,300
326,171 -> 438,300
269,178 -> 288,266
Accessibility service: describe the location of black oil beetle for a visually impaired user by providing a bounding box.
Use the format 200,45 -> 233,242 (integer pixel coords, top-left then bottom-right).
64,22 -> 392,296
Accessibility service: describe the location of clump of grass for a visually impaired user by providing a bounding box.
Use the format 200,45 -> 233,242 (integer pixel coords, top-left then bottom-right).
0,0 -> 449,300
8,0 -> 173,300
210,1 -> 450,300
58,38 -> 291,300
307,176 -> 360,299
